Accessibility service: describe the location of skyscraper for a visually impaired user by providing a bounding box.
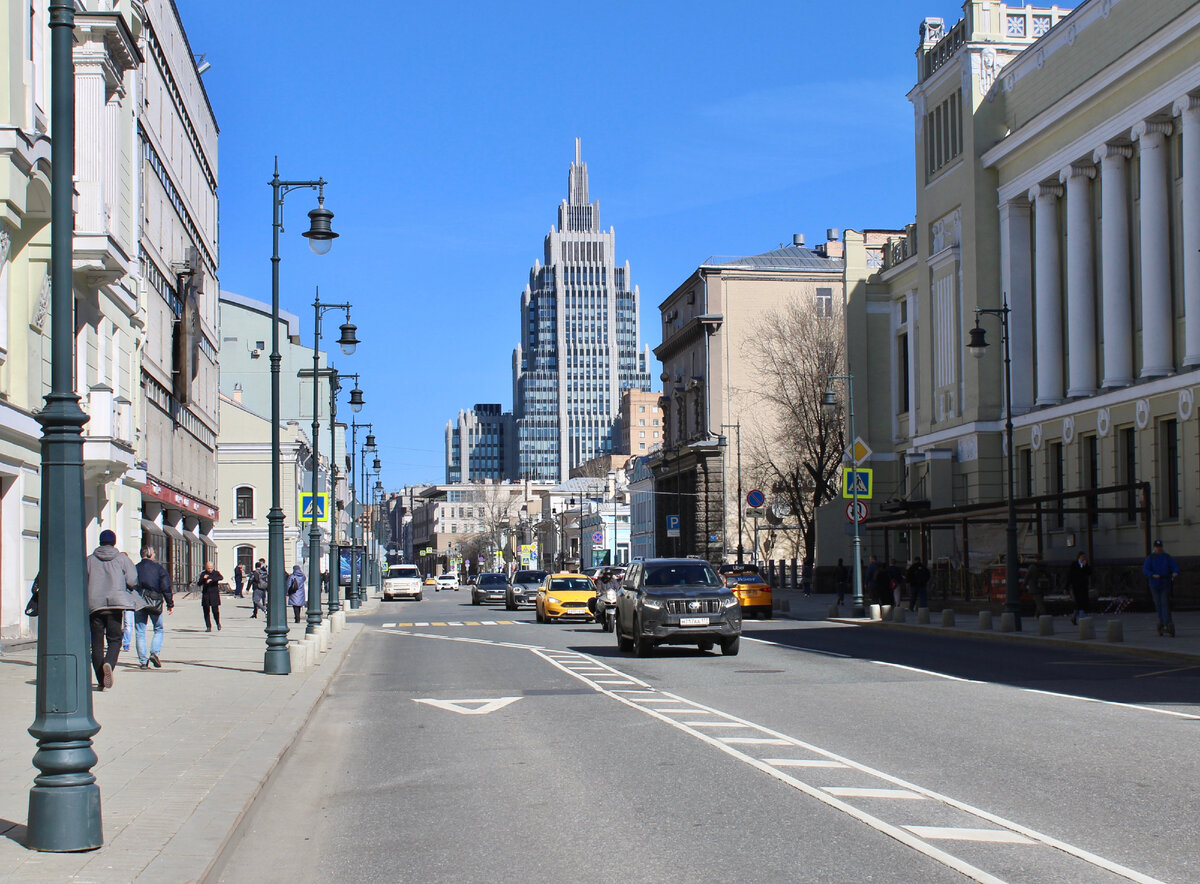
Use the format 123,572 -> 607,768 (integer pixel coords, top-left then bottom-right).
512,139 -> 652,482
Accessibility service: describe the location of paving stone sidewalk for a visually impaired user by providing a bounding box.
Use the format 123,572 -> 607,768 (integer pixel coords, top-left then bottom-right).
0,592 -> 375,883
773,587 -> 1200,662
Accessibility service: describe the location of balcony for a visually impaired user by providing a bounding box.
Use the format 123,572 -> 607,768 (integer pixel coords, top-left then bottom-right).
82,384 -> 136,482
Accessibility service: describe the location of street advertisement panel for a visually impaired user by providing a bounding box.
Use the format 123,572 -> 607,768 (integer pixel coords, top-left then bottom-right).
339,546 -> 366,586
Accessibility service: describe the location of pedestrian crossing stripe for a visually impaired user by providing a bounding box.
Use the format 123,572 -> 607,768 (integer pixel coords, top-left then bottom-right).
382,621 -> 518,628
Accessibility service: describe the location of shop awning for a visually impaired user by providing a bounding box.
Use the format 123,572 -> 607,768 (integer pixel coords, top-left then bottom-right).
199,535 -> 217,550
162,524 -> 184,541
140,518 -> 164,537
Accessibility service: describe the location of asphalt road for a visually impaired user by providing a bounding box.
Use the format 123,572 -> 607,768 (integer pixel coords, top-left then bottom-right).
213,592 -> 1200,884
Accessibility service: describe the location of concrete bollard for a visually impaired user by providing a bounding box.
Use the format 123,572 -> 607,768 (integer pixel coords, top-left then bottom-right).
1105,620 -> 1124,642
316,624 -> 330,653
303,635 -> 319,666
288,641 -> 307,672
1078,617 -> 1095,640
916,607 -> 930,624
331,611 -> 346,633
869,604 -> 882,621
978,611 -> 993,630
1000,612 -> 1016,632
827,604 -> 840,618
1037,614 -> 1054,636
941,609 -> 955,627
892,607 -> 906,623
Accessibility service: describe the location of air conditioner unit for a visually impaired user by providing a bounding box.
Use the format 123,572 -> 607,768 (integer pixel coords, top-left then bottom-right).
250,348 -> 262,359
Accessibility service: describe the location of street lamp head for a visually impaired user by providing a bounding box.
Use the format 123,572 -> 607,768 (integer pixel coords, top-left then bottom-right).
338,318 -> 359,355
348,384 -> 365,413
302,195 -> 338,255
373,456 -> 382,472
365,432 -> 377,452
375,480 -> 384,495
967,322 -> 990,359
820,388 -> 838,414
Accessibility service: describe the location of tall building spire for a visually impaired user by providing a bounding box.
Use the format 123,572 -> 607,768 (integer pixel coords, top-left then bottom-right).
567,136 -> 589,211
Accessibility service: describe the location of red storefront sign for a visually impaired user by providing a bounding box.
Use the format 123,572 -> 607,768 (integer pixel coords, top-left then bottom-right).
141,481 -> 218,520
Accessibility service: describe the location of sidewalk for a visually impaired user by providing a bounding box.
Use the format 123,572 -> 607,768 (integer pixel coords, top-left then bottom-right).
772,587 -> 1200,662
0,591 -> 377,883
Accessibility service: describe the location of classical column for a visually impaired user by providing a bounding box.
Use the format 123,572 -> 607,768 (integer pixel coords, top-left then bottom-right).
1061,162 -> 1097,397
1030,182 -> 1064,405
999,198 -> 1033,411
1094,143 -> 1133,387
1176,95 -> 1200,366
1132,119 -> 1174,377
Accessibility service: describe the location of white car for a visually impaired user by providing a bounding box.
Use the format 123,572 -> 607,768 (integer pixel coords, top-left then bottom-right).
382,564 -> 423,601
435,573 -> 460,591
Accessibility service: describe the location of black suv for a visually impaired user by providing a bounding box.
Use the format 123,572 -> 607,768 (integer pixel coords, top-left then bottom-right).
472,573 -> 508,605
614,558 -> 741,656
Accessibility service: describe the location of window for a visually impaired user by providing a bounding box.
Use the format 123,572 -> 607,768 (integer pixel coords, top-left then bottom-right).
1048,441 -> 1064,529
898,333 -> 910,413
639,406 -> 645,413
925,90 -> 964,179
1120,427 -> 1138,522
1082,435 -> 1099,526
236,545 -> 255,573
1019,448 -> 1033,498
1160,419 -> 1179,520
815,288 -> 833,318
236,486 -> 254,520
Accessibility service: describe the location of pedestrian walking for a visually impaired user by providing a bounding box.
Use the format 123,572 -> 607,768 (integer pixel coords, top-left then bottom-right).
1022,557 -> 1050,617
1066,552 -> 1092,625
134,547 -> 173,668
888,558 -> 906,608
196,561 -> 224,631
86,529 -> 139,691
250,559 -> 269,618
286,565 -> 307,624
906,557 -> 930,611
1143,540 -> 1180,637
233,562 -> 246,597
871,557 -> 891,606
801,559 -> 814,597
834,558 -> 848,606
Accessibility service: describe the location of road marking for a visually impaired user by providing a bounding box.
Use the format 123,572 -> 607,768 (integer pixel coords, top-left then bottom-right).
871,661 -> 983,684
762,759 -> 848,768
743,637 -> 852,657
720,737 -> 791,745
412,697 -> 522,716
1020,688 -> 1200,720
1134,664 -> 1200,678
684,721 -> 751,728
905,827 -> 1035,844
824,787 -> 925,800
381,622 -> 396,628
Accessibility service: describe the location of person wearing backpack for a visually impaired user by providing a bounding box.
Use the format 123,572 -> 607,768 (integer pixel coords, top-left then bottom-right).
135,547 -> 173,669
250,559 -> 269,618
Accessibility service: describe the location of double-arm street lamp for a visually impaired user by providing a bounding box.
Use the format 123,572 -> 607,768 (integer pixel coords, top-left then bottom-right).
720,423 -> 744,565
327,370 -> 363,615
28,0 -> 102,850
373,476 -> 386,581
303,292 -> 357,632
822,375 -> 865,617
265,161 -> 338,674
967,296 -> 1021,630
349,422 -> 375,609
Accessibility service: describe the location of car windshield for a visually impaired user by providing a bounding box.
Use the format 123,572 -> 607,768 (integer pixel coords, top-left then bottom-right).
387,567 -> 419,578
514,571 -> 547,583
478,574 -> 506,585
645,564 -> 722,587
550,578 -> 594,592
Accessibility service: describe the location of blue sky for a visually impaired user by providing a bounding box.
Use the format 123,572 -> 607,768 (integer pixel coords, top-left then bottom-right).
181,0 -> 969,491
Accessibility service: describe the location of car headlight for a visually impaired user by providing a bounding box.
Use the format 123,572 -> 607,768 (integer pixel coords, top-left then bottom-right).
546,596 -> 561,605
641,598 -> 663,610
721,596 -> 738,608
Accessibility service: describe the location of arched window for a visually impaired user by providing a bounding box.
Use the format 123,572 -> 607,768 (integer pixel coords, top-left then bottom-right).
236,545 -> 255,573
236,486 -> 254,520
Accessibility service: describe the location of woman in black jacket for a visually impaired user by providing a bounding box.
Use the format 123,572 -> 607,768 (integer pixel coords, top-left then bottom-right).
1065,552 -> 1092,625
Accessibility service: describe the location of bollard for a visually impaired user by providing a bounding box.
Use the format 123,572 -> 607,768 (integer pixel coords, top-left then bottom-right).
978,611 -> 993,630
1000,612 -> 1016,632
827,604 -> 840,618
288,641 -> 307,673
869,604 -> 882,621
331,610 -> 346,633
941,609 -> 955,627
1105,620 -> 1124,642
917,607 -> 930,624
1078,617 -> 1095,640
892,607 -> 906,623
303,635 -> 319,666
1037,614 -> 1055,636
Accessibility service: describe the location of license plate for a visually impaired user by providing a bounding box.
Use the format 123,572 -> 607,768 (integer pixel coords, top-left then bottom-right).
679,617 -> 710,627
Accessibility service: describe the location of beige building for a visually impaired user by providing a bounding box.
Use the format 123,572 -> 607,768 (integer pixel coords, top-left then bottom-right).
821,1 -> 1200,602
654,238 -> 845,563
617,388 -> 663,455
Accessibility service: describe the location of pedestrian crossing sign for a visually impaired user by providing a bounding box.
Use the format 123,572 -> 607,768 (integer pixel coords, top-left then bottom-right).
840,468 -> 873,500
299,492 -> 329,522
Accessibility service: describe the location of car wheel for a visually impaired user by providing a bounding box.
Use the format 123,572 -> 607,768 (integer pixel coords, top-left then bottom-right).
698,640 -> 713,652
505,596 -> 516,611
472,596 -> 480,605
616,617 -> 633,652
415,593 -> 423,602
633,616 -> 653,658
721,636 -> 740,656
536,605 -> 544,623
763,610 -> 773,620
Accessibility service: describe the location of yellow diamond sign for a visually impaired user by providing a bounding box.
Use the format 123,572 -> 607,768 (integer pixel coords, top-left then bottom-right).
850,437 -> 872,466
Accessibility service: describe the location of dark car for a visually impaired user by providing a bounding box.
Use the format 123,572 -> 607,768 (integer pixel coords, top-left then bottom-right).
614,558 -> 741,656
506,569 -> 548,610
472,573 -> 509,605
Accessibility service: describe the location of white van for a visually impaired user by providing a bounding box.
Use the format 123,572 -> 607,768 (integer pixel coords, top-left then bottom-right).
382,564 -> 424,600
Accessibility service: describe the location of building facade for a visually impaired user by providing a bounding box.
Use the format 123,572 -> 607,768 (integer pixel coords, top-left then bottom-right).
445,403 -> 515,482
512,139 -> 652,482
617,388 -> 663,455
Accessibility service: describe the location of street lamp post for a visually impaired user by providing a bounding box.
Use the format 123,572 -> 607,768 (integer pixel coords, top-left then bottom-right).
371,455 -> 382,585
266,160 -> 338,673
374,478 -> 386,581
304,292 -> 357,633
822,376 -> 864,617
350,424 -> 375,607
721,422 -> 743,565
967,296 -> 1021,630
327,370 -> 363,615
27,0 -> 103,850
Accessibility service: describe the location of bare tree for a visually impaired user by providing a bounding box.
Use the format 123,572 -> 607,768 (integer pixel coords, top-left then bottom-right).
742,299 -> 845,562
462,483 -> 522,570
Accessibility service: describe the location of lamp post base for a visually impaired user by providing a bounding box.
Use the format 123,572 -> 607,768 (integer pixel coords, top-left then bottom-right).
27,783 -> 102,852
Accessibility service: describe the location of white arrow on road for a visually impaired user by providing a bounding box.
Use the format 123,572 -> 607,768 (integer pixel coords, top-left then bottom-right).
412,697 -> 522,715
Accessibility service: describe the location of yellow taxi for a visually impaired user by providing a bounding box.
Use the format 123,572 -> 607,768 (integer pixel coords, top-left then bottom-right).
535,572 -> 597,623
721,569 -> 773,619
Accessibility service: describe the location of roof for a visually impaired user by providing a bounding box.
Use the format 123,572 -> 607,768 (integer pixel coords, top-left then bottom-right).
703,245 -> 843,273
220,290 -> 301,338
548,477 -> 608,495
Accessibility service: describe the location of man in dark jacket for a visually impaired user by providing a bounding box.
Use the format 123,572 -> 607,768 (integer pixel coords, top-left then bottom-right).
197,561 -> 224,631
87,529 -> 139,690
906,558 -> 931,611
1143,540 -> 1180,637
135,547 -> 173,669
250,559 -> 269,618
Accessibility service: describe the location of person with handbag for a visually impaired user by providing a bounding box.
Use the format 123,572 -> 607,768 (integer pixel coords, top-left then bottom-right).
87,529 -> 139,690
135,547 -> 174,669
197,561 -> 224,631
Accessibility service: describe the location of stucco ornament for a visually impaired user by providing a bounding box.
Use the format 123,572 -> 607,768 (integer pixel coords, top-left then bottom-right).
31,270 -> 51,333
1031,423 -> 1043,451
1135,399 -> 1150,430
1062,415 -> 1075,445
1096,408 -> 1111,438
1179,390 -> 1195,422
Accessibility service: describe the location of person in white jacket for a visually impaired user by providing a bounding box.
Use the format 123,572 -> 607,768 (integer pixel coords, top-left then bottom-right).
86,529 -> 139,690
